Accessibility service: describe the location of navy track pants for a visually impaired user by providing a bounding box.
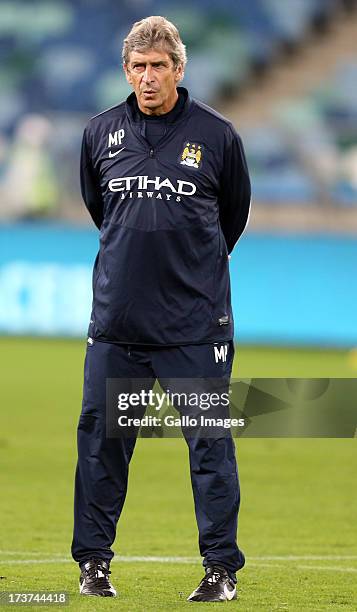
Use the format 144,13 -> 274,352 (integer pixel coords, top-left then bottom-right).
71,339 -> 245,579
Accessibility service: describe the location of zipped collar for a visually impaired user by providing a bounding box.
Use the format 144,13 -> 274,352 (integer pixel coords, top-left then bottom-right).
125,87 -> 192,126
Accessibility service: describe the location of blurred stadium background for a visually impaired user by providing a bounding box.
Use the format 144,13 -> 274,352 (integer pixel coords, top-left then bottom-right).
1,0 -> 357,356
1,2 -> 357,609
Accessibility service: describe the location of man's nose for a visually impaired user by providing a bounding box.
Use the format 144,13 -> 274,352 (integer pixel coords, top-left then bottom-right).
142,65 -> 154,82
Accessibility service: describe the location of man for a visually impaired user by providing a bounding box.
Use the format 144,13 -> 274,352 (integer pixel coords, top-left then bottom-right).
72,15 -> 251,603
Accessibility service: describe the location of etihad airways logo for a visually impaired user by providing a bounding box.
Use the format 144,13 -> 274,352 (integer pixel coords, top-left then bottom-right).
108,175 -> 197,202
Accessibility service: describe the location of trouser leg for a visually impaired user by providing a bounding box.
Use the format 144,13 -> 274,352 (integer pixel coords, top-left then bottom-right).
71,341 -> 154,565
153,342 -> 245,579
185,433 -> 244,579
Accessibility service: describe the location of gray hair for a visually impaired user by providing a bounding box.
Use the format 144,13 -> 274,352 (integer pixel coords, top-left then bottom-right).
122,16 -> 187,69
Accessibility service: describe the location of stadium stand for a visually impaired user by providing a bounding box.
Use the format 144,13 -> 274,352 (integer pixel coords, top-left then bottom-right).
0,0 -> 356,220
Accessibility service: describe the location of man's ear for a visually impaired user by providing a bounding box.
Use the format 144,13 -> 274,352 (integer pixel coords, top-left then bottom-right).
175,63 -> 184,84
123,63 -> 132,85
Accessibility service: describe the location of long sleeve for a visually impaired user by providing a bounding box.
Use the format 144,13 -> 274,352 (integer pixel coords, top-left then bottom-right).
80,127 -> 104,229
218,125 -> 251,254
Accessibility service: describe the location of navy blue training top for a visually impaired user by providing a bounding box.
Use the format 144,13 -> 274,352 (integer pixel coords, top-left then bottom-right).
80,87 -> 251,346
135,90 -> 186,147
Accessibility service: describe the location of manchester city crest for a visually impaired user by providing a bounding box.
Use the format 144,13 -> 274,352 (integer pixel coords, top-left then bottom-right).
180,142 -> 202,169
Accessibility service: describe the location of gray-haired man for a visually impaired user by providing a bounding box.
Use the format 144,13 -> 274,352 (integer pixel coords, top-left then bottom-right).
72,15 -> 250,603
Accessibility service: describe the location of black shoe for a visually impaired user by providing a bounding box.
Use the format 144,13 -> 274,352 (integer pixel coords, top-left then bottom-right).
79,559 -> 117,597
187,565 -> 237,602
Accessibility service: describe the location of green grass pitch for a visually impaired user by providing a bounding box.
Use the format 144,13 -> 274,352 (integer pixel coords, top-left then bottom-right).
0,338 -> 356,610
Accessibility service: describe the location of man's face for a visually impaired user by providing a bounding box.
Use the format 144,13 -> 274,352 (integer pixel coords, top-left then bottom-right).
124,48 -> 183,116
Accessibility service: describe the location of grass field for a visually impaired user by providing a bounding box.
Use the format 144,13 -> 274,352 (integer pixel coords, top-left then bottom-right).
0,338 -> 356,610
